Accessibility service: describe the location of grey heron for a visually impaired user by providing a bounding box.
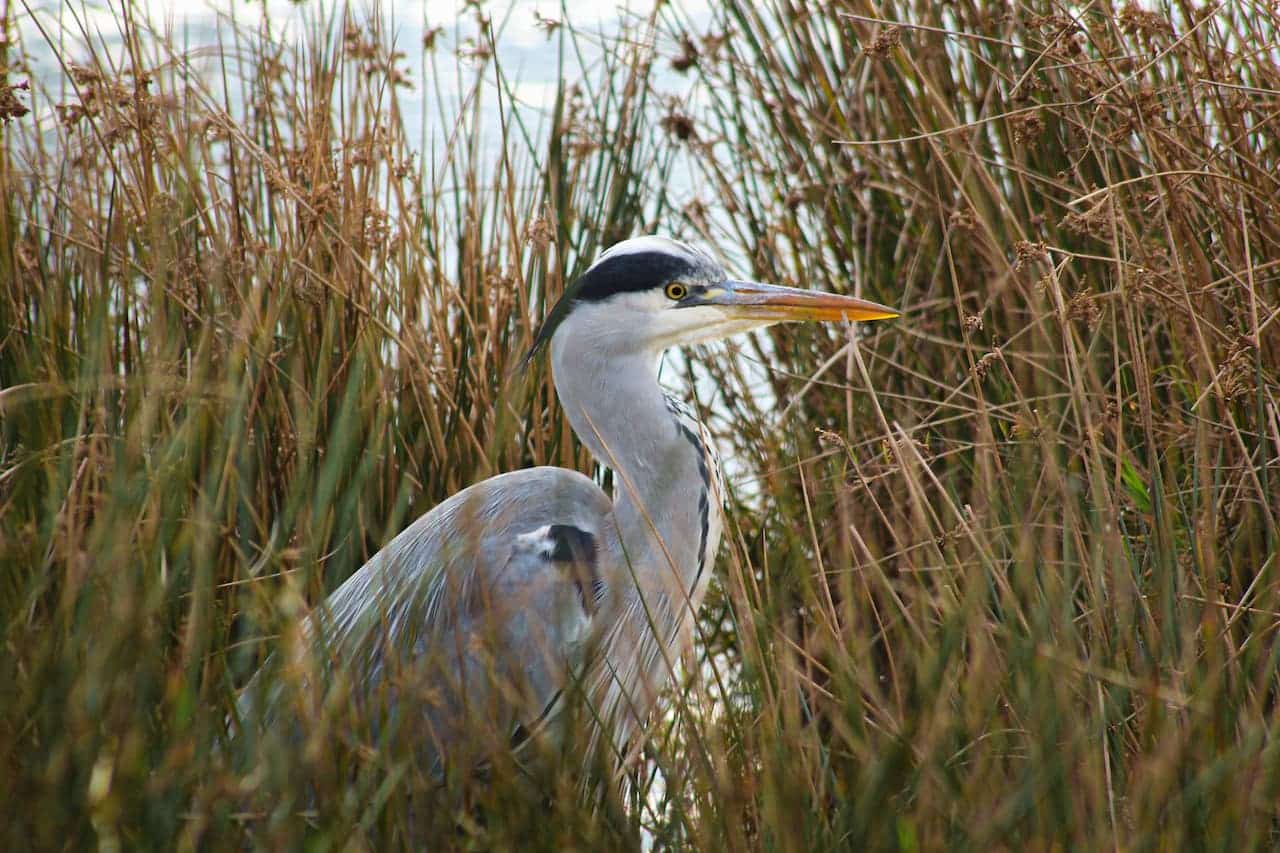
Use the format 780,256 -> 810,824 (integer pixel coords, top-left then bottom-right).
239,235 -> 897,774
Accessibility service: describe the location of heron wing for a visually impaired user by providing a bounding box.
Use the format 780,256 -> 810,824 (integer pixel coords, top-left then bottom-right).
492,522 -> 604,750
242,466 -> 615,768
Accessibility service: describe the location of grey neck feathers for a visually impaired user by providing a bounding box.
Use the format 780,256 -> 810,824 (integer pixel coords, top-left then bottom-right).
549,334 -> 715,616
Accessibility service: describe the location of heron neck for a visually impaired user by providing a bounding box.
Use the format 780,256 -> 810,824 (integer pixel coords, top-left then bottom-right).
549,339 -> 717,612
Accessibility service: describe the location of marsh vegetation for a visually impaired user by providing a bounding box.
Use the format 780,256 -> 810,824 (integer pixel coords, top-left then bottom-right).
2,0 -> 1279,847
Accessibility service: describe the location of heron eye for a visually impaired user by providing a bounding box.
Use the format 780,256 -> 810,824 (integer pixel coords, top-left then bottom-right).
664,282 -> 688,301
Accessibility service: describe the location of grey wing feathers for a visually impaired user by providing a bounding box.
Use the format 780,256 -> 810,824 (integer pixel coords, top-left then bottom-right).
238,466 -> 614,768
486,522 -> 603,746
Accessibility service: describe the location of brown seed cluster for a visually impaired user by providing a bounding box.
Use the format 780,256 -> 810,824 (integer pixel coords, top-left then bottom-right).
1010,111 -> 1045,145
1066,289 -> 1102,330
0,68 -> 27,122
661,109 -> 697,142
344,23 -> 411,87
1013,239 -> 1049,270
863,25 -> 901,59
523,214 -> 555,251
672,33 -> 699,73
56,64 -> 157,134
973,348 -> 1002,380
1216,336 -> 1258,403
1060,199 -> 1115,243
1118,2 -> 1175,42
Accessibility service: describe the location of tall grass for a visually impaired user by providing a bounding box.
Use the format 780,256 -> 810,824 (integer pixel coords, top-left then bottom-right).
663,0 -> 1280,847
2,0 -> 1278,848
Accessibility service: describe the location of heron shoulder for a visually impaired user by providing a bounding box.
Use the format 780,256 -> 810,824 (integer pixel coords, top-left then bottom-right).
320,466 -> 613,629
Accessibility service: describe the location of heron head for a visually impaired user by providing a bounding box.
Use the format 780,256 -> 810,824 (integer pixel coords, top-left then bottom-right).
524,235 -> 898,364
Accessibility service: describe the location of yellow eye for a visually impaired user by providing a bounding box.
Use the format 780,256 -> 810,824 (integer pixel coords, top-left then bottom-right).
664,282 -> 688,301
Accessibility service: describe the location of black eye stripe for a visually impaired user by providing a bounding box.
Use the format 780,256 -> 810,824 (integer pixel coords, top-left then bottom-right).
523,246 -> 725,367
575,252 -> 696,302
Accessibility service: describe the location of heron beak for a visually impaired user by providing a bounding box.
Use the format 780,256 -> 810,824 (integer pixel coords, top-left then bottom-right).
708,279 -> 899,323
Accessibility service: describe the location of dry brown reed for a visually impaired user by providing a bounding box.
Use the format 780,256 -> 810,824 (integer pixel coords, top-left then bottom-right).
1,0 -> 1279,848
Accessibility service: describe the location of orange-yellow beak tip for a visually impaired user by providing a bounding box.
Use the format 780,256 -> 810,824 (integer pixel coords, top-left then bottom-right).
718,280 -> 900,324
